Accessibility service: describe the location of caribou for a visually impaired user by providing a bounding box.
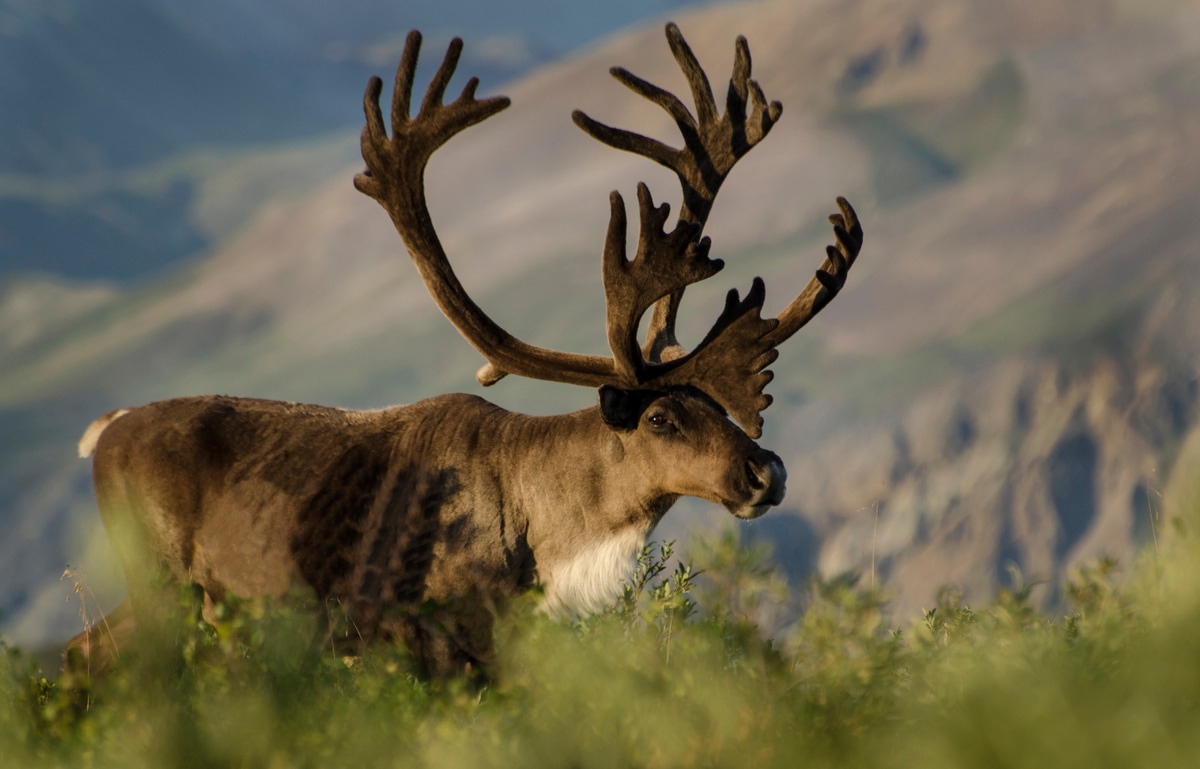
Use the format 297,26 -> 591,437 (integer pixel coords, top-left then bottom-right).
69,24 -> 863,674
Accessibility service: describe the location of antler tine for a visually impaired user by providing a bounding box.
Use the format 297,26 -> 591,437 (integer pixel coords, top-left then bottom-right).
389,30 -> 422,132
573,22 -> 782,362
667,22 -> 719,133
772,197 -> 865,341
419,35 -> 463,117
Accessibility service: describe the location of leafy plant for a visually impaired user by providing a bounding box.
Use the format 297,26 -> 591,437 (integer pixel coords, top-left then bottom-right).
4,504 -> 1200,769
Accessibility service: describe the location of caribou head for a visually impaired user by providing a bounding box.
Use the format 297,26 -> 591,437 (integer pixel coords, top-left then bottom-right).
70,24 -> 862,676
597,384 -> 786,520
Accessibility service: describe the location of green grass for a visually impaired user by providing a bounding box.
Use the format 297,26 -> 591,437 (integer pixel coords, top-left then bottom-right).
4,495 -> 1200,769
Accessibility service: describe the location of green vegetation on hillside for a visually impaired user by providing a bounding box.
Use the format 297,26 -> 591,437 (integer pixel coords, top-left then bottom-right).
838,57 -> 1027,204
4,490 -> 1199,769
0,133 -> 357,281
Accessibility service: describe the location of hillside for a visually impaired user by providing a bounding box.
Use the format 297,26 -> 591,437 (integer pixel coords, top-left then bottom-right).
0,0 -> 718,280
2,0 -> 1199,644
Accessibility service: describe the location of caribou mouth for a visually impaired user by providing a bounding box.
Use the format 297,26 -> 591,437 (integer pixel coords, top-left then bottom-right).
732,502 -> 773,520
726,488 -> 785,520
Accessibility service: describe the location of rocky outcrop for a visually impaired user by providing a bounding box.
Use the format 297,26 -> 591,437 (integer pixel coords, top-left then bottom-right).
777,355 -> 1198,617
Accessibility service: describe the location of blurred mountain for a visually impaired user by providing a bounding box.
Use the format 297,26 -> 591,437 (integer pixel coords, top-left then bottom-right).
2,0 -> 1199,644
0,0 -> 722,177
0,0 -> 717,280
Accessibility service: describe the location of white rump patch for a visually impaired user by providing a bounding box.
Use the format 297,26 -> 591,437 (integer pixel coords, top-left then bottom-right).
78,409 -> 131,458
539,525 -> 650,617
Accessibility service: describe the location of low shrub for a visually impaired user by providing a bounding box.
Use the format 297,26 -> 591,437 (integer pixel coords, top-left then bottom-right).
3,514 -> 1199,768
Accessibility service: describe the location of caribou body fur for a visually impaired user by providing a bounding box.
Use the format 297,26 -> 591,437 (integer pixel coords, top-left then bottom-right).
74,387 -> 783,672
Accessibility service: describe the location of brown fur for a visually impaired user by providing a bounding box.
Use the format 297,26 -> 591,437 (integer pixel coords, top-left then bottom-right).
74,390 -> 784,673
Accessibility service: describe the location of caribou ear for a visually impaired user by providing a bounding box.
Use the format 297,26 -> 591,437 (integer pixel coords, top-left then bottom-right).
599,385 -> 644,429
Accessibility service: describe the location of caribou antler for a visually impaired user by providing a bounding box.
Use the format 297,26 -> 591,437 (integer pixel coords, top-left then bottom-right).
601,183 -> 720,381
774,196 -> 864,340
573,22 -> 782,361
356,31 -> 618,387
356,27 -> 863,438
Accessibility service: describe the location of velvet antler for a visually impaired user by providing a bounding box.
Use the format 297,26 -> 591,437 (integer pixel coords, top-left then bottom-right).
356,26 -> 863,438
573,22 -> 783,361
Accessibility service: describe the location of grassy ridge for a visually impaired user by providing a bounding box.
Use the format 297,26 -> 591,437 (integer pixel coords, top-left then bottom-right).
3,510 -> 1199,768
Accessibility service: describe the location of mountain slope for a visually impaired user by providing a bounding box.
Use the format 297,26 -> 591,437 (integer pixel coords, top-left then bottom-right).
0,0 -> 333,177
0,0 -> 723,281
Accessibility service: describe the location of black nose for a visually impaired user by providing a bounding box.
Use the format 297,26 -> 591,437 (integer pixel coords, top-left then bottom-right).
746,452 -> 787,505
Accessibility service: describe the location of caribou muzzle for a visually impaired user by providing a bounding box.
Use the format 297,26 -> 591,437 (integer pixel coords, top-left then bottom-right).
732,450 -> 787,519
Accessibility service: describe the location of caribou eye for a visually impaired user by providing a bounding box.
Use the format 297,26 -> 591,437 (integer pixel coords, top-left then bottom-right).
646,412 -> 672,430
